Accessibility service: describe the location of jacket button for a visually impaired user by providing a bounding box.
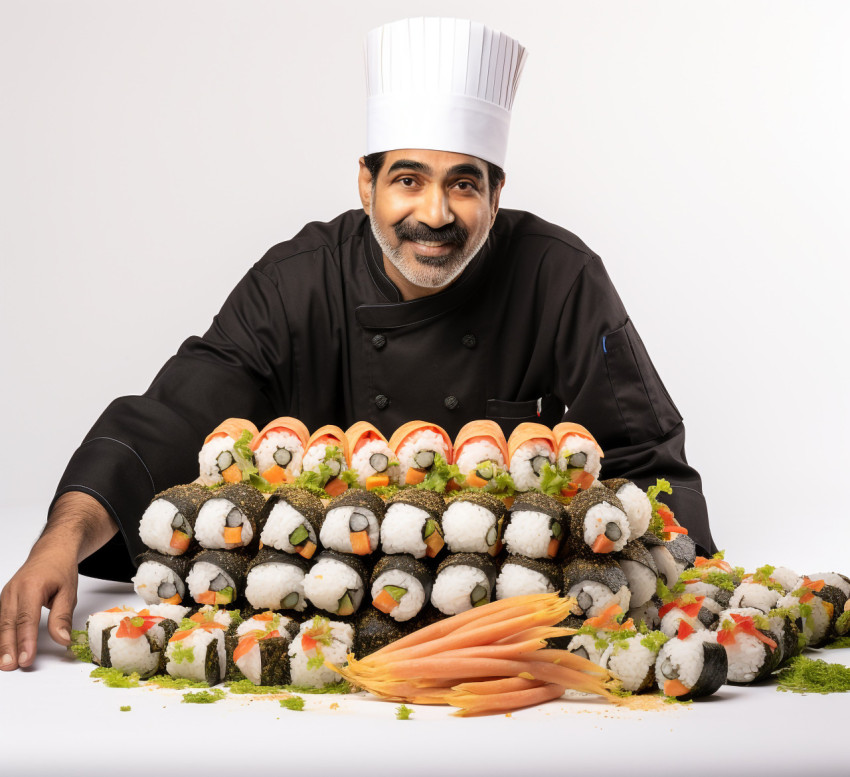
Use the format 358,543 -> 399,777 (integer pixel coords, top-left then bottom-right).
444,395 -> 459,410
371,334 -> 387,350
462,334 -> 476,348
375,394 -> 390,410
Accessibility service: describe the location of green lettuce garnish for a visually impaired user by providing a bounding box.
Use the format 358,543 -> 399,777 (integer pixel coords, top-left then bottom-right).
416,453 -> 460,493
646,479 -> 673,538
233,430 -> 258,481
485,469 -> 516,496
68,629 -> 93,663
538,462 -> 568,497
248,472 -> 277,493
640,630 -> 669,653
678,567 -> 736,593
120,705 -> 131,712
182,689 -> 226,704
835,610 -> 850,635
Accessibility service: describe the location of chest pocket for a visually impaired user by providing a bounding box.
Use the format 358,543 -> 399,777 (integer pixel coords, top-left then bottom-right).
603,319 -> 682,444
485,394 -> 564,438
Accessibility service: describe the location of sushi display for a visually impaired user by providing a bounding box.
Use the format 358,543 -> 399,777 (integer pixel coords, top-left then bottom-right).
80,415 -> 850,709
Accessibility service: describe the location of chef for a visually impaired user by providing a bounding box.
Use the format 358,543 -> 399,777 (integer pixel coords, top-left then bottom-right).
0,18 -> 715,671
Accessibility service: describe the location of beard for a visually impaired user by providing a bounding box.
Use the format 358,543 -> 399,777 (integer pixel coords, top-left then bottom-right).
369,212 -> 490,289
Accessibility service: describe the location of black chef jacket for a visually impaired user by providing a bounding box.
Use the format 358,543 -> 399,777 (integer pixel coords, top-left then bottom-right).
55,208 -> 716,581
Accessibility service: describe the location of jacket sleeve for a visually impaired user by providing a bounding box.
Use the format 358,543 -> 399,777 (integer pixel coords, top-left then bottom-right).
53,266 -> 291,581
554,255 -> 717,555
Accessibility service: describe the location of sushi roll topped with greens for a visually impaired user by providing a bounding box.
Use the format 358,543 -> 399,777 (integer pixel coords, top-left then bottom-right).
197,418 -> 260,486
251,416 -> 309,486
389,421 -> 453,487
554,422 -> 604,498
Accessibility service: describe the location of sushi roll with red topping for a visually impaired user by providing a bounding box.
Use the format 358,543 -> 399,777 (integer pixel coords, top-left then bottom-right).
197,418 -> 259,486
252,416 -> 309,485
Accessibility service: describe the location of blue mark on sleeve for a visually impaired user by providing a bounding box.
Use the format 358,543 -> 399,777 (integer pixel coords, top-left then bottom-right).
602,335 -> 607,354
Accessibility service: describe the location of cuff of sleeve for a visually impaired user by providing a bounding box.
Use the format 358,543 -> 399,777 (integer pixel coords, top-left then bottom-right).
51,437 -> 157,582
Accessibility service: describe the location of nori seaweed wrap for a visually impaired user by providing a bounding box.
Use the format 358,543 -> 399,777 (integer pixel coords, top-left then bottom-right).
614,541 -> 659,609
321,489 -> 386,556
432,552 -> 499,615
353,609 -> 407,657
138,483 -> 208,556
303,550 -> 371,618
245,546 -> 311,612
259,486 -> 325,559
655,634 -> 728,701
187,548 -> 251,607
133,550 -> 191,606
667,534 -> 697,576
382,488 -> 447,559
600,478 -> 653,539
496,555 -> 561,599
567,488 -> 630,555
194,483 -> 267,552
443,491 -> 509,556
227,613 -> 299,684
563,555 -> 631,619
504,492 -> 568,560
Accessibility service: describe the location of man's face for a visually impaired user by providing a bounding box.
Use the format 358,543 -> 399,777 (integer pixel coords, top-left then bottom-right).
359,149 -> 502,291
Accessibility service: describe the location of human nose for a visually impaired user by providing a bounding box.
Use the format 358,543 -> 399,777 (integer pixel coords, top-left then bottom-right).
414,184 -> 453,229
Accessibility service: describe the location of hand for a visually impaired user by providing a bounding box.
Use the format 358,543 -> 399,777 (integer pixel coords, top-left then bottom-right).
0,546 -> 78,670
0,491 -> 116,671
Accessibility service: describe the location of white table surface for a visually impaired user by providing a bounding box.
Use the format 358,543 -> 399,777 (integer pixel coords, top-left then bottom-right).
2,506 -> 849,777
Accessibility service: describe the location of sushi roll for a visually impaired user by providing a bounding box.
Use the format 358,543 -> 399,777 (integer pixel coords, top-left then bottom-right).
86,607 -> 138,666
506,423 -> 556,492
566,630 -> 609,666
431,553 -> 498,615
251,416 -> 309,485
657,594 -> 707,639
229,612 -> 299,685
138,483 -> 207,556
301,425 -> 353,497
777,576 -> 847,647
503,492 -> 568,560
381,489 -> 447,559
186,549 -> 250,607
443,491 -> 508,556
289,616 -> 354,688
389,421 -> 454,487
259,487 -> 325,559
666,534 -> 697,579
715,608 -> 782,684
345,421 -> 400,490
763,607 -> 805,664
165,614 -> 229,685
563,556 -> 631,619
655,631 -> 727,701
496,555 -> 561,599
615,541 -> 659,609
132,551 -> 190,606
303,550 -> 370,617
554,422 -> 604,497
321,490 -> 385,556
370,554 -> 433,622
729,582 -> 783,614
194,483 -> 266,551
245,547 -> 310,612
601,631 -> 669,693
769,566 -> 801,593
599,478 -> 650,539
452,420 -> 511,489
105,610 -> 179,679
353,610 -> 406,657
568,488 -> 630,555
640,533 -> 680,588
197,417 -> 260,486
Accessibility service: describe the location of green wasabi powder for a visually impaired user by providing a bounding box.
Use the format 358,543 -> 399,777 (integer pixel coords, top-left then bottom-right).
68,630 -> 93,663
283,681 -> 350,694
226,680 -> 284,695
147,675 -> 209,690
120,706 -> 131,712
776,656 -> 850,694
90,667 -> 141,688
280,696 -> 305,711
395,703 -> 414,720
182,689 -> 226,704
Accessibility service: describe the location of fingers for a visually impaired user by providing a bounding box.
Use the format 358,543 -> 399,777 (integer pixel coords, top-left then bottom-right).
0,588 -> 42,670
0,593 -> 16,670
47,583 -> 77,647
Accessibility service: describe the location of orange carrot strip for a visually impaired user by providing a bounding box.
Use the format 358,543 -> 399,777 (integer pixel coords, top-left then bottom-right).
195,591 -> 217,605
453,677 -> 546,695
373,589 -> 400,614
464,472 -> 489,489
424,531 -> 444,558
547,538 -> 560,558
350,530 -> 371,555
261,465 -> 287,484
324,478 -> 348,497
169,531 -> 191,553
221,464 -> 242,483
591,534 -> 616,554
223,526 -> 243,544
297,541 -> 317,559
663,679 -> 691,697
493,626 -> 575,645
532,648 -> 610,676
162,594 -> 182,605
448,682 -> 566,716
366,475 -> 390,490
405,468 -> 427,485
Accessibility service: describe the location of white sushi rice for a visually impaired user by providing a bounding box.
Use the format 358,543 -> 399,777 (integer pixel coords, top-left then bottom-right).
194,498 -> 254,550
581,502 -> 630,553
254,430 -> 304,479
611,483 -> 652,539
503,510 -> 553,558
260,500 -> 317,552
443,502 -> 498,553
380,503 -> 429,558
770,567 -> 800,593
567,581 -> 631,618
716,609 -> 774,683
509,440 -> 554,492
87,608 -> 137,664
234,614 -> 296,685
288,620 -> 353,687
132,561 -> 185,606
245,563 -> 307,611
649,546 -> 680,588
165,628 -> 225,682
107,623 -> 166,677
431,565 -> 489,615
557,434 -> 601,479
321,506 -> 380,554
351,438 -> 400,487
302,442 -> 346,474
371,569 -> 426,622
397,429 -> 450,482
194,605 -> 235,628
146,603 -> 190,621
618,559 -> 657,608
235,642 -> 263,684
729,583 -> 782,613
659,607 -> 706,639
777,591 -> 831,645
602,635 -> 658,691
186,562 -> 236,601
138,499 -> 184,555
496,564 -> 555,600
303,559 -> 364,613
198,436 -> 236,486
655,632 -> 715,693
455,440 -> 504,477
567,634 -> 607,666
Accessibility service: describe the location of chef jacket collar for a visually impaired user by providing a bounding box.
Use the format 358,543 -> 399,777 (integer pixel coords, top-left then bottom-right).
357,218 -> 495,329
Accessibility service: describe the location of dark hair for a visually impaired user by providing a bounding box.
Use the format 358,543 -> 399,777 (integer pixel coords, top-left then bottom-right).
362,151 -> 505,201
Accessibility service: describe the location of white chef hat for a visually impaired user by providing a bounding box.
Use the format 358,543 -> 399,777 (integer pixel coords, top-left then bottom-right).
364,18 -> 528,169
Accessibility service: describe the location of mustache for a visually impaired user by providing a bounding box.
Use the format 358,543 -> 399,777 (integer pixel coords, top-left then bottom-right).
393,219 -> 469,246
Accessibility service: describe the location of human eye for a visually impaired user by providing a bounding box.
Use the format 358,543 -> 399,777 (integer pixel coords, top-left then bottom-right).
455,180 -> 479,192
396,176 -> 417,187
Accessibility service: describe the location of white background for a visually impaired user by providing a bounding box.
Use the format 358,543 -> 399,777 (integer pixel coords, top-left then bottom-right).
2,0 -> 849,577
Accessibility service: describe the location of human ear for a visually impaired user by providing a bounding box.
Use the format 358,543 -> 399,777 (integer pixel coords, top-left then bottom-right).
490,177 -> 505,225
358,157 -> 373,215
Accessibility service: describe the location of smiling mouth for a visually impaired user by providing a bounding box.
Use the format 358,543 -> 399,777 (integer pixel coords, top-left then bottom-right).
408,240 -> 455,257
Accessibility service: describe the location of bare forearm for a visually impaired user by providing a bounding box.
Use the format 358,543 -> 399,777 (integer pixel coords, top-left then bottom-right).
36,491 -> 119,564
